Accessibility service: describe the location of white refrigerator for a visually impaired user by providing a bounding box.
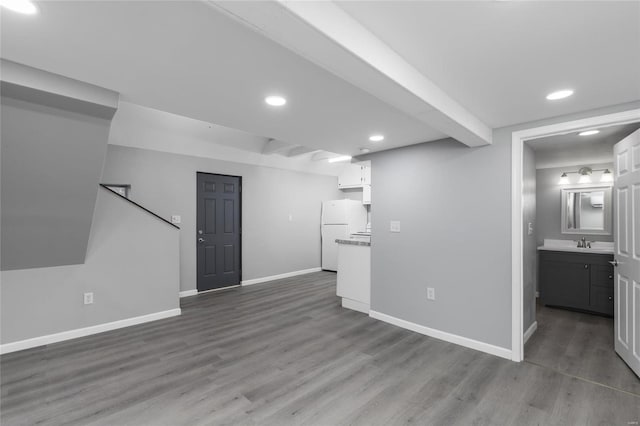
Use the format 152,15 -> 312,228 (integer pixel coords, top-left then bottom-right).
321,200 -> 367,271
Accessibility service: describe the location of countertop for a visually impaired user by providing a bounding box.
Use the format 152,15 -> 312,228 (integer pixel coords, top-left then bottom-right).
537,238 -> 614,255
335,239 -> 371,247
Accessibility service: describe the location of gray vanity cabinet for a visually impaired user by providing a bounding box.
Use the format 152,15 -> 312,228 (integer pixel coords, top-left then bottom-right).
539,251 -> 614,316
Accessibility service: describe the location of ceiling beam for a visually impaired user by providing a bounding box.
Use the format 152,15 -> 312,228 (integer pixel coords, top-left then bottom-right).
210,1 -> 492,147
286,146 -> 318,157
262,138 -> 293,155
311,151 -> 333,161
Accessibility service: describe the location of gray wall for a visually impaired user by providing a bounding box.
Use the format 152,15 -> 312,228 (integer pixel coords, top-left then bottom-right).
368,138 -> 513,348
1,188 -> 180,345
522,144 -> 537,332
367,101 -> 640,351
101,145 -> 343,292
1,96 -> 111,270
536,162 -> 614,245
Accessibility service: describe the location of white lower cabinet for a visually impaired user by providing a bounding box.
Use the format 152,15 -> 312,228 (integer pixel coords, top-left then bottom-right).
336,242 -> 371,313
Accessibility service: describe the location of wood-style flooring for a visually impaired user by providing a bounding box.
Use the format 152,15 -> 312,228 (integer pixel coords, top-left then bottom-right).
525,301 -> 640,396
2,271 -> 639,425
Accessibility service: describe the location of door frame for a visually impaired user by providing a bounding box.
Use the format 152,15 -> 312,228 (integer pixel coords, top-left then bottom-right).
196,171 -> 243,291
510,108 -> 640,362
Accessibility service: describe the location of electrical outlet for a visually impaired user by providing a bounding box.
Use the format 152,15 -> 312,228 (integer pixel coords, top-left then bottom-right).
84,292 -> 94,305
427,287 -> 435,301
390,220 -> 401,233
171,215 -> 181,224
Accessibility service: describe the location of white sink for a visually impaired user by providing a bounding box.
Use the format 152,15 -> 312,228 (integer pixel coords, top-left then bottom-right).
537,238 -> 614,255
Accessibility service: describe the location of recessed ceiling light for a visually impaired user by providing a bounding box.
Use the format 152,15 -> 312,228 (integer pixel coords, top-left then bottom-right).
264,95 -> 286,107
369,134 -> 384,142
0,0 -> 37,14
360,148 -> 371,154
546,89 -> 574,100
578,129 -> 600,136
328,155 -> 352,163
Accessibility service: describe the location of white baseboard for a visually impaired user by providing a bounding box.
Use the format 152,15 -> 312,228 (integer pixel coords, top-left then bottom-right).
369,310 -> 512,361
241,267 -> 322,286
0,308 -> 181,355
341,298 -> 370,314
524,321 -> 538,344
179,289 -> 198,298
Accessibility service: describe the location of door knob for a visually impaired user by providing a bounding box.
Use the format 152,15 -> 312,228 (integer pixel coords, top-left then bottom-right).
198,238 -> 205,243
609,260 -> 619,267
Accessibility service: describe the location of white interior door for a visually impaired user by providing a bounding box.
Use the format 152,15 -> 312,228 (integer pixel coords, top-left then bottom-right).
613,128 -> 640,378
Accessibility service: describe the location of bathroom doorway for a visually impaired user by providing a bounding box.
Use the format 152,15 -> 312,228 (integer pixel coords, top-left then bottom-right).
511,109 -> 640,390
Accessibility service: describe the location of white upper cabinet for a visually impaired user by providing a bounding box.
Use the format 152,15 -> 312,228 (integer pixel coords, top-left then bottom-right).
338,161 -> 371,189
338,164 -> 364,188
361,161 -> 371,185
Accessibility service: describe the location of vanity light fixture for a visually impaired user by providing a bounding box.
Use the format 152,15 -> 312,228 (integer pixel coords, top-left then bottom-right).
600,169 -> 613,183
579,129 -> 600,136
328,155 -> 352,163
369,134 -> 384,142
558,167 -> 613,185
264,95 -> 287,107
578,168 -> 592,184
558,173 -> 570,185
0,0 -> 38,14
546,89 -> 574,101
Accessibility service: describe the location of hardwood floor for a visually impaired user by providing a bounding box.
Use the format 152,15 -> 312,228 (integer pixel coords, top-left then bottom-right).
2,271 -> 639,425
525,301 -> 640,396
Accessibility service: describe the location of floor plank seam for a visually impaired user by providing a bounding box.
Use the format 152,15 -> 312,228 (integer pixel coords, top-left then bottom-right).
523,359 -> 640,399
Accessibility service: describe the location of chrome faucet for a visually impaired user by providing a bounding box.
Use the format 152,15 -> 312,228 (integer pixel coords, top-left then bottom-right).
577,237 -> 591,248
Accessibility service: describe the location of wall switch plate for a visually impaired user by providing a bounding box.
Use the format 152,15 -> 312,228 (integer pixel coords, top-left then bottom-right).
171,215 -> 181,224
527,222 -> 533,236
288,214 -> 293,222
84,292 -> 94,305
427,287 -> 435,301
390,220 -> 401,233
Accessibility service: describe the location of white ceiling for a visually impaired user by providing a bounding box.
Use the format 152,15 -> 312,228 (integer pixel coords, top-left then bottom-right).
0,1 -> 444,157
335,1 -> 640,128
526,122 -> 640,169
1,1 -> 639,158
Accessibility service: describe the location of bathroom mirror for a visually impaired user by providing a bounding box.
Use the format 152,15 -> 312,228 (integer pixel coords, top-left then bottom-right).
561,185 -> 612,235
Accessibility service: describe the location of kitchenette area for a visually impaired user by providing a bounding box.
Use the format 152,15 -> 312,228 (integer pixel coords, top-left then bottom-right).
321,160 -> 373,314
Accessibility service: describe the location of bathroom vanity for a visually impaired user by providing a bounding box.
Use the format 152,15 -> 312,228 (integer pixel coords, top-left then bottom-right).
538,240 -> 614,316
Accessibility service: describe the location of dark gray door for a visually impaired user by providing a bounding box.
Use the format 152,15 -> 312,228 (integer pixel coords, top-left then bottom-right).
197,172 -> 241,291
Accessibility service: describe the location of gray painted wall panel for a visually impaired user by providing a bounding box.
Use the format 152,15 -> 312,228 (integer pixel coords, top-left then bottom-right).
1,96 -> 111,270
368,138 -> 513,349
0,188 -> 180,344
101,145 -> 343,292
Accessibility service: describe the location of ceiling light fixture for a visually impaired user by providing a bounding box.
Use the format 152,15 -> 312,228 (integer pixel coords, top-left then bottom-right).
578,129 -> 600,136
264,95 -> 286,107
328,155 -> 352,163
546,89 -> 574,101
360,148 -> 371,154
0,0 -> 37,14
369,134 -> 384,142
